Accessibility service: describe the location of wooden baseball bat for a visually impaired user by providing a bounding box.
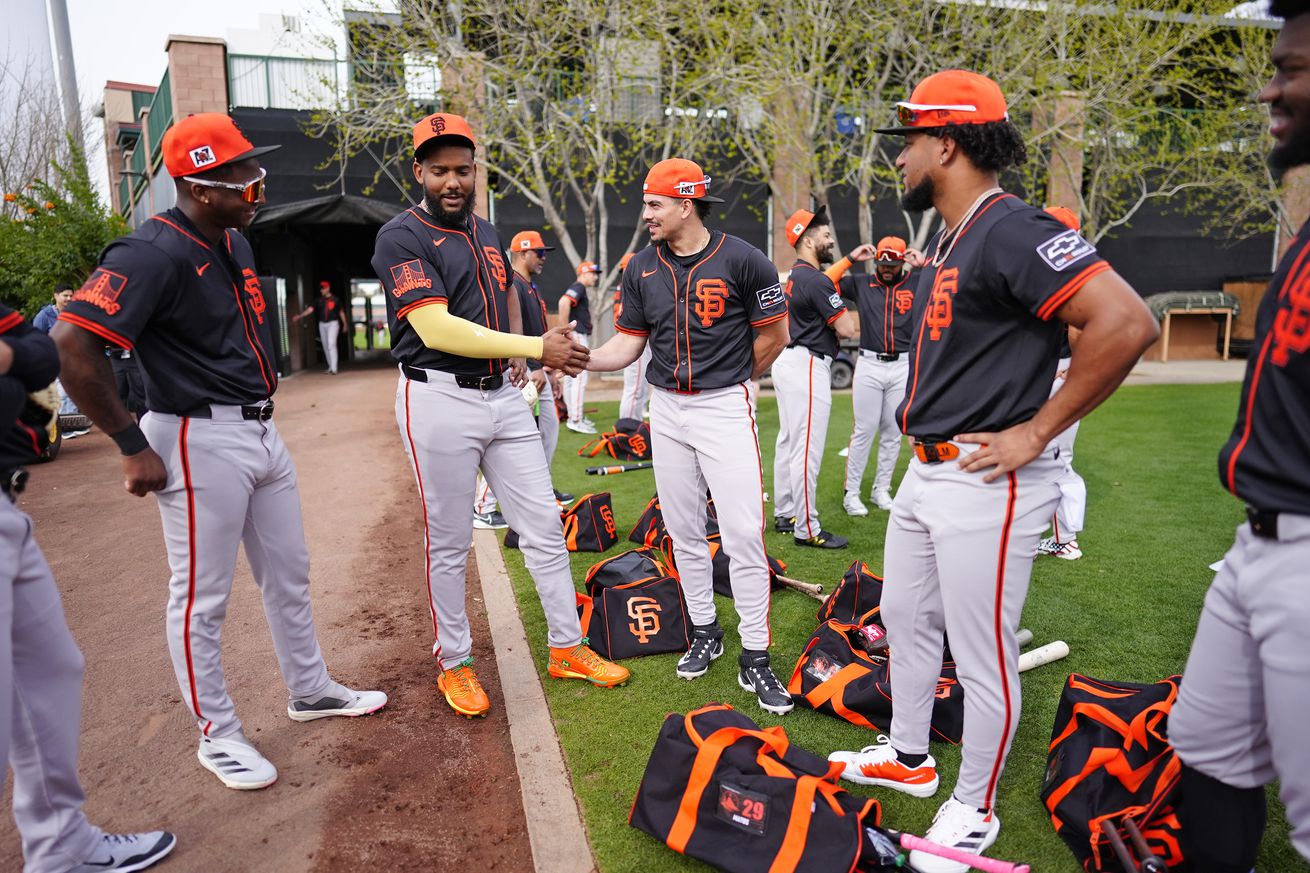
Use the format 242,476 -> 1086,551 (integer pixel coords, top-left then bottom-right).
584,462 -> 654,475
1015,627 -> 1034,648
1099,819 -> 1139,873
1018,640 -> 1070,673
773,574 -> 824,600
1122,817 -> 1168,873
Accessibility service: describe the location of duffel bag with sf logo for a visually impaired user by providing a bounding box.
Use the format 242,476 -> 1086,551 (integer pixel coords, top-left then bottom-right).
575,575 -> 690,660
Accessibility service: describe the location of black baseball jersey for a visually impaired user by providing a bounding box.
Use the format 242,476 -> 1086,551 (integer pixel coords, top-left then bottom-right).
841,269 -> 921,355
897,193 -> 1110,439
785,262 -> 847,358
1217,221 -> 1310,513
616,231 -> 787,392
0,305 -> 61,471
61,208 -> 279,414
314,294 -> 344,324
561,281 -> 593,335
372,206 -> 512,377
512,273 -> 549,371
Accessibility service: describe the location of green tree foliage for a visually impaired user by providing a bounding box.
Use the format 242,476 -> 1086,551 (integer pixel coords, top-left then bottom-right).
0,139 -> 128,317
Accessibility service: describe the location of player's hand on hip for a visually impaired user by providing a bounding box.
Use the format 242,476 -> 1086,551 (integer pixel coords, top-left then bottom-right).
954,421 -> 1047,483
508,358 -> 529,387
121,448 -> 168,496
848,243 -> 876,263
541,326 -> 590,375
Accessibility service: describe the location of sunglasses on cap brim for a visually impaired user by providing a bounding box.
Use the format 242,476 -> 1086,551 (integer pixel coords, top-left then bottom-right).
895,103 -> 978,126
182,167 -> 268,203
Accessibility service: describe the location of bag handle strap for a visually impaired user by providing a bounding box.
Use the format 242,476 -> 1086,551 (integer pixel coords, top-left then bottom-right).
666,723 -> 791,853
767,774 -> 822,873
575,592 -> 594,638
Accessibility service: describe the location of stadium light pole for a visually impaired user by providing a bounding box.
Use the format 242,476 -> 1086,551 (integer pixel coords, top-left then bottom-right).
46,0 -> 83,148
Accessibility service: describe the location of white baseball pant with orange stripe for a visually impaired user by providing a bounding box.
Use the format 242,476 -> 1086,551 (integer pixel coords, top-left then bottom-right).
562,332 -> 591,425
395,369 -> 582,668
619,346 -> 653,421
844,353 -> 908,497
771,346 -> 831,539
474,378 -> 560,514
650,384 -> 772,651
141,408 -> 333,740
0,497 -> 105,872
1047,361 -> 1086,541
882,440 -> 1061,809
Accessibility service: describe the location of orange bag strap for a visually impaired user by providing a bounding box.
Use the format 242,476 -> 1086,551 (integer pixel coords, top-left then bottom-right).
767,774 -> 822,873
804,663 -> 878,730
575,592 -> 594,637
562,514 -> 579,550
666,723 -> 791,853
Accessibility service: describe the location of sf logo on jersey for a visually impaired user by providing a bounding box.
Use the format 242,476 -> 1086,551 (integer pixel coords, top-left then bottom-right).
925,268 -> 959,340
1272,266 -> 1310,367
895,286 -> 914,315
695,278 -> 730,327
242,269 -> 267,324
483,246 -> 508,290
627,596 -> 662,644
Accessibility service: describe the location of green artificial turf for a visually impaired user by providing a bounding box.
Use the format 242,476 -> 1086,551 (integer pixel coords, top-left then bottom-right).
500,382 -> 1308,872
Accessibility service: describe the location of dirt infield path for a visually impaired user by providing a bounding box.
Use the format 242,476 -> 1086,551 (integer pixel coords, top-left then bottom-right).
0,364 -> 532,873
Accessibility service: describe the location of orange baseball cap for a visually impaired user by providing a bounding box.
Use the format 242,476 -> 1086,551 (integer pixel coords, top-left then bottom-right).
643,158 -> 724,203
509,230 -> 556,252
1044,205 -> 1081,231
162,113 -> 280,178
876,70 -> 1008,135
618,252 -> 635,271
413,112 -> 476,157
784,206 -> 828,247
874,236 -> 908,262
577,261 -> 601,275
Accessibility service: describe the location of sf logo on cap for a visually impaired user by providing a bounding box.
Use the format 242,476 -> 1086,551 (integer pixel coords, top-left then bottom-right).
431,116 -> 447,135
189,145 -> 217,169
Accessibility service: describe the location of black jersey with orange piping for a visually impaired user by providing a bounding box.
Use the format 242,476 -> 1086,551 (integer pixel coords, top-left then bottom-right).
1217,221 -> 1310,514
372,205 -> 512,377
512,272 -> 549,371
60,207 -> 278,414
561,281 -> 593,335
615,230 -> 787,393
785,261 -> 847,359
0,303 -> 61,471
896,193 -> 1110,439
314,294 -> 344,324
841,269 -> 921,355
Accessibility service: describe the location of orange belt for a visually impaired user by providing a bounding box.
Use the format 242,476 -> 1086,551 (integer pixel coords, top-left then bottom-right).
913,441 -> 959,464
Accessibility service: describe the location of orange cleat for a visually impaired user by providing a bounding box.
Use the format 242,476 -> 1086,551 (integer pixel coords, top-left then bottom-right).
438,658 -> 491,718
548,640 -> 630,687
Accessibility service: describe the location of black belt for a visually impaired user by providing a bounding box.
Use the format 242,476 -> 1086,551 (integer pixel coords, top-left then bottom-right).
1247,506 -> 1279,540
183,402 -> 275,421
863,350 -> 901,361
402,364 -> 504,391
786,344 -> 832,361
1,468 -> 29,500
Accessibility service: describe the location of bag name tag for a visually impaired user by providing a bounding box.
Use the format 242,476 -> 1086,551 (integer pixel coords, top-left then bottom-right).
716,782 -> 769,836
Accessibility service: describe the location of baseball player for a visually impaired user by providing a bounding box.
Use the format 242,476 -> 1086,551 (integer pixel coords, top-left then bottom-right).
586,158 -> 794,714
291,281 -> 350,374
1034,205 -> 1089,560
1170,7 -> 1310,867
825,71 -> 1156,871
771,206 -> 865,549
614,252 -> 654,422
372,112 -> 628,719
474,229 -> 573,528
0,304 -> 176,872
53,113 -> 388,791
560,261 -> 599,433
841,236 -> 922,515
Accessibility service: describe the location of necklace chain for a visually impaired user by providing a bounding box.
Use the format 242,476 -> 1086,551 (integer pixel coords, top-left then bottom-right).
929,187 -> 1004,268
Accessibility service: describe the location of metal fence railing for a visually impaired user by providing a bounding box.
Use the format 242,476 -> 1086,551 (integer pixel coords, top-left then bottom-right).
227,54 -> 443,110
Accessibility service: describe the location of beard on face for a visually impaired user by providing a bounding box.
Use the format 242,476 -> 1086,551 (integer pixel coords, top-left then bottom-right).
425,186 -> 475,226
877,264 -> 901,282
816,238 -> 835,265
1269,121 -> 1310,180
900,175 -> 935,213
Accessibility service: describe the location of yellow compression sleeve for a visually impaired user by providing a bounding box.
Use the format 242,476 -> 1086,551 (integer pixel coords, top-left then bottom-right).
824,257 -> 853,283
406,302 -> 545,360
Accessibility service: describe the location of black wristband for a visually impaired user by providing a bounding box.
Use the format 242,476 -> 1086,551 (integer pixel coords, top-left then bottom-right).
109,424 -> 150,456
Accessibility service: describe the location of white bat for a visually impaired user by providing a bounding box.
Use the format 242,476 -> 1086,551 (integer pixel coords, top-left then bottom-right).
1018,640 -> 1069,673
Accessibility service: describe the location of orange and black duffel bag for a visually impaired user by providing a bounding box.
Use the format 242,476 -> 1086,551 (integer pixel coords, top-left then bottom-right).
1041,674 -> 1185,871
579,421 -> 653,461
585,546 -> 678,595
575,575 -> 690,660
817,562 -> 885,624
505,492 -> 619,552
788,617 -> 964,743
629,493 -> 665,545
706,530 -> 787,598
630,703 -> 882,873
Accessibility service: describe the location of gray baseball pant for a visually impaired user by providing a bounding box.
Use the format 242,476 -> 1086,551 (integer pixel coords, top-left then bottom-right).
1170,514 -> 1310,863
772,346 -> 832,539
475,377 -> 559,514
142,409 -> 333,739
395,369 -> 582,669
882,441 -> 1061,810
0,497 -> 104,873
844,353 -> 908,497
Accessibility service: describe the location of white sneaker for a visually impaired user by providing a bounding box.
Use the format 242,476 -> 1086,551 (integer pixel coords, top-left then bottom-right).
1037,537 -> 1082,560
566,420 -> 597,434
843,492 -> 869,517
908,796 -> 1001,873
871,489 -> 894,510
197,734 -> 278,790
827,735 -> 939,797
69,831 -> 177,872
288,680 -> 388,721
